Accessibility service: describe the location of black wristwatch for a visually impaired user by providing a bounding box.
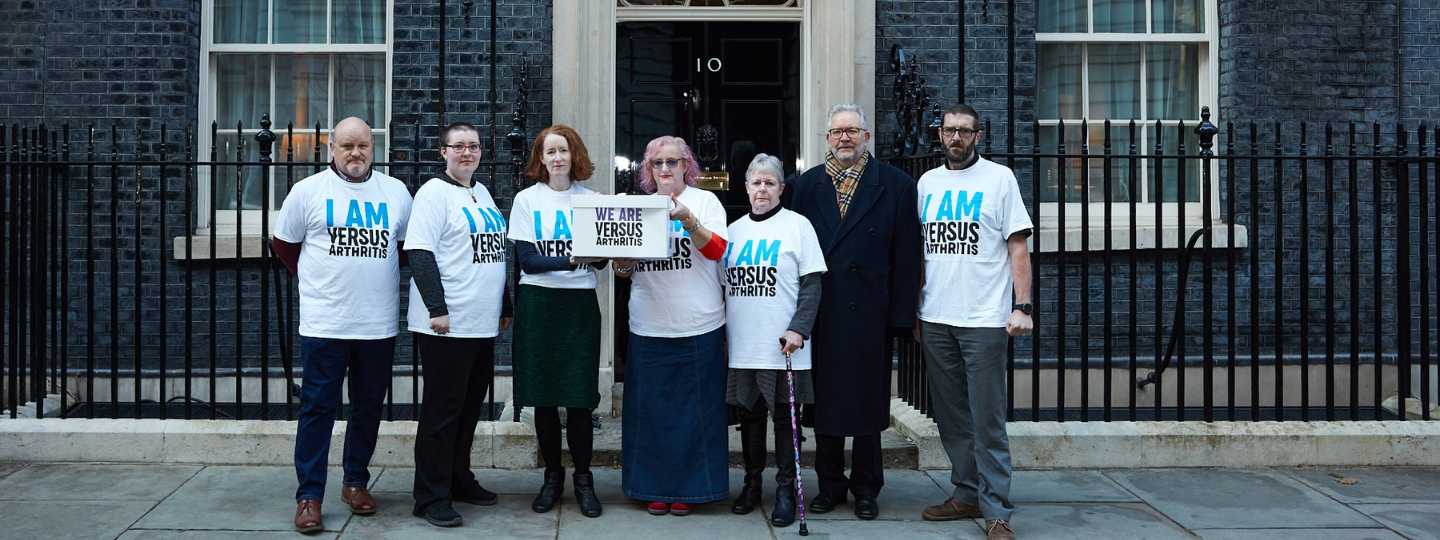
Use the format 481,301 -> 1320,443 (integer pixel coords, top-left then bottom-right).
1012,303 -> 1033,316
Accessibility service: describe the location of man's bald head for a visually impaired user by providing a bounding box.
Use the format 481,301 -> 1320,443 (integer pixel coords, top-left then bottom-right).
330,117 -> 375,180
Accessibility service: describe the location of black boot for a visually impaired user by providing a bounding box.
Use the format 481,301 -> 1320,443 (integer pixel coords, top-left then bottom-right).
531,469 -> 564,513
573,471 -> 603,518
731,409 -> 767,515
771,409 -> 799,527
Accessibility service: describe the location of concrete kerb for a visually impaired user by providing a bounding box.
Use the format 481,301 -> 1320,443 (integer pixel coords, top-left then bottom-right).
889,398 -> 1440,470
0,418 -> 538,468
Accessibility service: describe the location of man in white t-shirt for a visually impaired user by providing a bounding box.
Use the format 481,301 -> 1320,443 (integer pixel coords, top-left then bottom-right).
915,104 -> 1032,540
271,117 -> 413,534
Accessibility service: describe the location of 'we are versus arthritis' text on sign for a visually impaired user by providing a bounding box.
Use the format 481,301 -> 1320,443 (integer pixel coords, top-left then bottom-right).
571,194 -> 672,259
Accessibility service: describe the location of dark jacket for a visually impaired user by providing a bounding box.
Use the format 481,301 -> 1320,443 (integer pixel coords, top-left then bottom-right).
786,156 -> 921,435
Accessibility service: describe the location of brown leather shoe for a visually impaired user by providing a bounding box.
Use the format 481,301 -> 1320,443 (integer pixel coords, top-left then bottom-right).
341,486 -> 378,515
921,497 -> 982,521
986,519 -> 1015,540
294,499 -> 324,534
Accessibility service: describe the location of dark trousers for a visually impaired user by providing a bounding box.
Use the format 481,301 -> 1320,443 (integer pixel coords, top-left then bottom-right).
294,336 -> 396,502
535,407 -> 595,474
412,333 -> 496,511
736,401 -> 799,490
814,432 -> 884,498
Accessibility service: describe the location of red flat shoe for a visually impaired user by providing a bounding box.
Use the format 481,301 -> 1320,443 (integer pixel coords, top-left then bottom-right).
669,503 -> 692,516
647,501 -> 669,515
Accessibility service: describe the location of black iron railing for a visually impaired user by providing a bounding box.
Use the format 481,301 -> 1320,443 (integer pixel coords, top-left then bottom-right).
0,117 -> 525,421
890,110 -> 1438,422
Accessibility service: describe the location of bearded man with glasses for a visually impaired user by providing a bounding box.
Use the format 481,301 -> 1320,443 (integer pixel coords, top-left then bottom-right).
784,104 -> 921,521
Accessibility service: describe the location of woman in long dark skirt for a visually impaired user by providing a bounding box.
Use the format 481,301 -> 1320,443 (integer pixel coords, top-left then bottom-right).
613,136 -> 731,516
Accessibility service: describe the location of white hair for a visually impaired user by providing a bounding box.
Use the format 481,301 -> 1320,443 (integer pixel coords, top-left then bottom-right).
745,153 -> 785,182
827,103 -> 869,130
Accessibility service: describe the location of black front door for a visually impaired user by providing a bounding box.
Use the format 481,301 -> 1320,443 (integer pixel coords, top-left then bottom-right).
617,21 -> 801,218
613,21 -> 800,377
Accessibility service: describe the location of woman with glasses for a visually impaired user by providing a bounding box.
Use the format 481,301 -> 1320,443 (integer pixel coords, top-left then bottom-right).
613,136 -> 730,516
407,122 -> 509,528
508,124 -> 607,518
723,153 -> 826,528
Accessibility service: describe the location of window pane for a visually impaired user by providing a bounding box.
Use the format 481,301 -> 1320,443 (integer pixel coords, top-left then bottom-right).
279,131 -> 330,164
276,0 -> 326,44
335,54 -> 387,125
214,54 -> 269,129
1037,45 -> 1083,119
371,133 -> 389,175
1038,0 -> 1087,32
214,132 -> 264,210
1088,44 -> 1141,119
333,0 -> 386,44
213,0 -> 267,43
1146,44 -> 1200,120
1146,125 -> 1202,203
1037,124 -> 1082,203
1087,124 -> 1137,202
273,132 -> 332,206
275,55 -> 330,134
1094,0 -> 1145,32
1152,0 -> 1203,33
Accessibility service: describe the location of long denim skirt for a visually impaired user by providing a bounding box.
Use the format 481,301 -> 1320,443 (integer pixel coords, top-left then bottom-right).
621,326 -> 730,504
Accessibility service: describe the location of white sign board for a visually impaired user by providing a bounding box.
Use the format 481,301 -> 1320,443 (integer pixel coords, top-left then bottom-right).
571,194 -> 672,259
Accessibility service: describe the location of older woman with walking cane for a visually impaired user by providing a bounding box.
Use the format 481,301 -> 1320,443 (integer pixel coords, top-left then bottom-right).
723,153 -> 826,529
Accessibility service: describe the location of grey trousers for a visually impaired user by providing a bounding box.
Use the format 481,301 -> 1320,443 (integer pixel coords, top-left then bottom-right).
921,322 -> 1015,521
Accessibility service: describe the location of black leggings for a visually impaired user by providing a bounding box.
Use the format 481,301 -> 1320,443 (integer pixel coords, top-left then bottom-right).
534,406 -> 594,473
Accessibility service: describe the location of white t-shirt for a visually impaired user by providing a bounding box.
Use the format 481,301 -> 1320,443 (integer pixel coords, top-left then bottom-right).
273,167 -> 413,340
404,177 -> 509,338
917,157 -> 1033,327
507,182 -> 599,289
628,186 -> 728,338
723,209 -> 827,370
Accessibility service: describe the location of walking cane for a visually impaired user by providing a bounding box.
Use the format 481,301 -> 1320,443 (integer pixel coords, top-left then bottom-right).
781,339 -> 810,536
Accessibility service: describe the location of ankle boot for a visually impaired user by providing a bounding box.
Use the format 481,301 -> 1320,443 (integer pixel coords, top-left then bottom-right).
573,471 -> 603,518
531,469 -> 564,513
771,409 -> 799,527
731,411 -> 767,514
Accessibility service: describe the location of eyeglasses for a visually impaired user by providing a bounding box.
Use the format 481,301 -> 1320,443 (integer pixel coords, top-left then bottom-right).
940,127 -> 979,139
444,143 -> 482,153
650,158 -> 687,170
826,127 -> 867,139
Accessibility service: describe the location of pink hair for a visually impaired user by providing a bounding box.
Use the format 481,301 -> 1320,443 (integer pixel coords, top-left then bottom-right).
636,136 -> 702,194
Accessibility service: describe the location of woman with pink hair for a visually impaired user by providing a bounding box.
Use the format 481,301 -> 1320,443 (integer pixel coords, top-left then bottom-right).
614,136 -> 730,516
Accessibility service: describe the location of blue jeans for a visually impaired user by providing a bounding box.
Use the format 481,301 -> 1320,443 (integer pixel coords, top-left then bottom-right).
294,336 -> 396,502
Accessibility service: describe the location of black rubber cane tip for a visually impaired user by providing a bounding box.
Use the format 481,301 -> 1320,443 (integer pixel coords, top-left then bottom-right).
799,524 -> 809,536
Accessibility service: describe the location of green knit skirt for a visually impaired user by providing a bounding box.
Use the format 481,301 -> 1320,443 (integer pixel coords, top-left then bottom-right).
512,284 -> 602,408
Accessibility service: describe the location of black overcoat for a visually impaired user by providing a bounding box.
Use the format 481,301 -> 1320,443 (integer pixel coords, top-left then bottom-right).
786,158 -> 921,436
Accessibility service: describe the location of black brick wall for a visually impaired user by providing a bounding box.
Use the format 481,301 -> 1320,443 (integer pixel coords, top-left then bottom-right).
2,1 -> 1438,389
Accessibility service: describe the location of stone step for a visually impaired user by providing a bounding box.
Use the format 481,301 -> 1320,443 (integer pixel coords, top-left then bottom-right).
546,414 -> 919,469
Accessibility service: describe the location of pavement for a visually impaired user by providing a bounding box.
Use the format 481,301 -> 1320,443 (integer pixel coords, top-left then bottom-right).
0,462 -> 1436,539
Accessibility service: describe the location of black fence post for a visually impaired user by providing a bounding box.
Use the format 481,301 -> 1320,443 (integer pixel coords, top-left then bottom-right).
257,115 -> 275,420
1197,109 -> 1217,422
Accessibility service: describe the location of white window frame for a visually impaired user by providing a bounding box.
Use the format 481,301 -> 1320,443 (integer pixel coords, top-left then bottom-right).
197,0 -> 393,235
1034,0 -> 1222,239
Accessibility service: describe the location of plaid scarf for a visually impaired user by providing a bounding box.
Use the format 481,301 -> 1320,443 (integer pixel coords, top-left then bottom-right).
825,149 -> 870,220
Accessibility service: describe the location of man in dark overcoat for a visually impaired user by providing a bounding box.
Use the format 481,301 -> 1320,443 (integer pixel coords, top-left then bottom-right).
786,103 -> 921,520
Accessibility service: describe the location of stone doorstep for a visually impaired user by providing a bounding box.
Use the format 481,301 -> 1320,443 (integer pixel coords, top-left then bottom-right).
0,414 -> 920,469
7,403 -> 1438,469
890,398 -> 1440,470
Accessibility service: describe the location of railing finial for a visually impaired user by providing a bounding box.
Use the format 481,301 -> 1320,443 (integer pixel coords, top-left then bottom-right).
256,114 -> 276,164
1196,106 -> 1218,157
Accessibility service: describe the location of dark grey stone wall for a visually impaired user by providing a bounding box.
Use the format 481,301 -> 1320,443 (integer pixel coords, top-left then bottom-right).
2,1 -> 1437,407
